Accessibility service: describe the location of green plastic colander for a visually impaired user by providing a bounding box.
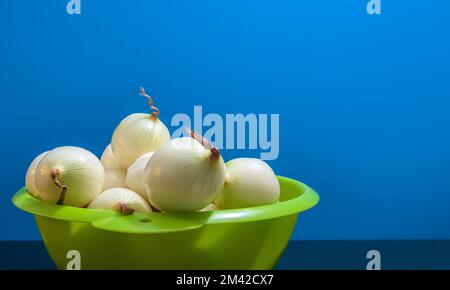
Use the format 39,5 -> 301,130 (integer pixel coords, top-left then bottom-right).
12,176 -> 319,270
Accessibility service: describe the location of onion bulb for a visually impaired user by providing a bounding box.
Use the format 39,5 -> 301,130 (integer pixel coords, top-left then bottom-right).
103,168 -> 127,190
215,158 -> 280,209
25,151 -> 49,198
100,144 -> 121,170
111,87 -> 170,169
88,187 -> 151,214
35,146 -> 105,207
200,203 -> 219,212
145,130 -> 225,212
125,152 -> 154,200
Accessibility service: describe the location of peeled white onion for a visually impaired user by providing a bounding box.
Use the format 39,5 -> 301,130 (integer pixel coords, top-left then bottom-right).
35,146 -> 105,207
88,187 -> 151,214
200,203 -> 219,212
215,158 -> 280,209
111,88 -> 170,169
125,152 -> 154,200
103,168 -> 127,190
145,135 -> 226,212
25,151 -> 49,198
100,144 -> 121,170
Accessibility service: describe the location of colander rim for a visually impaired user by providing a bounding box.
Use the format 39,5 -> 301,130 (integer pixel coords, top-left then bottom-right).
12,176 -> 319,233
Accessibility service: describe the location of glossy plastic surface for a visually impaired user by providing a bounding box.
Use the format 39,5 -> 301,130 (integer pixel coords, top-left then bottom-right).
13,176 -> 319,269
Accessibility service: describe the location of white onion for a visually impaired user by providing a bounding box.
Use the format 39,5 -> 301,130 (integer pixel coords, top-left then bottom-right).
25,151 -> 49,198
145,135 -> 225,212
215,158 -> 280,209
103,168 -> 127,190
35,146 -> 105,207
100,144 -> 121,170
200,203 -> 219,212
111,88 -> 170,169
88,187 -> 151,214
125,152 -> 154,200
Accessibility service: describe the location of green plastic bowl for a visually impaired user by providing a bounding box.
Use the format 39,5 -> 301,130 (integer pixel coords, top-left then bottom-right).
12,176 -> 319,270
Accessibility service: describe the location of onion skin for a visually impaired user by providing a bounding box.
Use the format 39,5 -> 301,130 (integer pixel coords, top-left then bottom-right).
35,146 -> 105,207
145,137 -> 225,212
103,168 -> 127,190
125,152 -> 154,201
111,113 -> 170,170
200,203 -> 219,212
25,151 -> 49,198
88,187 -> 152,214
100,144 -> 121,170
215,158 -> 280,209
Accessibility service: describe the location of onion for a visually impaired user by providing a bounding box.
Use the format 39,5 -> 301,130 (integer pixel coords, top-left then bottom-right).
88,187 -> 151,214
25,151 -> 49,198
35,146 -> 105,207
200,203 -> 219,212
125,152 -> 154,200
145,130 -> 225,212
111,87 -> 170,169
103,168 -> 127,190
100,144 -> 121,170
215,158 -> 280,209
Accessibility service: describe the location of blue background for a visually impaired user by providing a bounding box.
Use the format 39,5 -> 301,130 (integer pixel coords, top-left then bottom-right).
1,0 -> 449,240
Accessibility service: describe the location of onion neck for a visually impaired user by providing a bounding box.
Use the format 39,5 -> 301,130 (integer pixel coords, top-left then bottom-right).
139,87 -> 160,119
119,202 -> 135,215
210,148 -> 221,161
51,168 -> 68,205
185,127 -> 221,161
150,113 -> 159,122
